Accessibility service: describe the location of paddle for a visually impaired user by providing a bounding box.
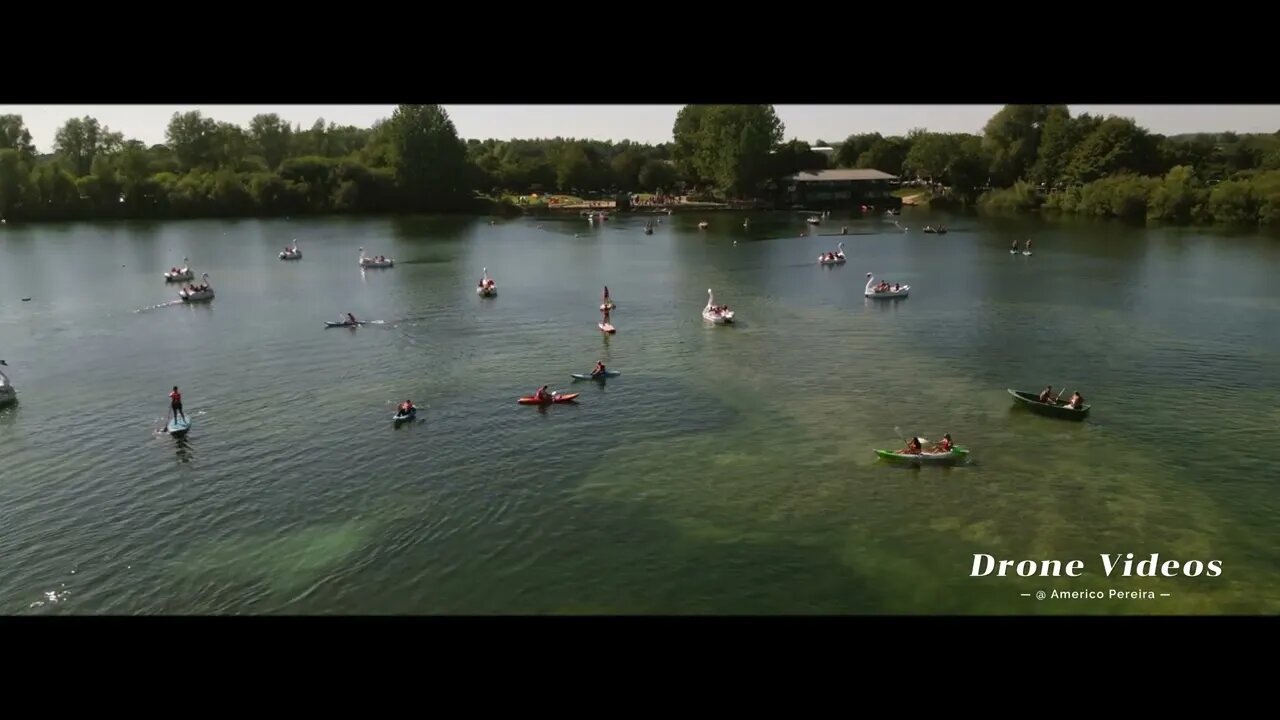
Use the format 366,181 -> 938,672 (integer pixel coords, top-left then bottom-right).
893,426 -> 929,451
1053,383 -> 1067,405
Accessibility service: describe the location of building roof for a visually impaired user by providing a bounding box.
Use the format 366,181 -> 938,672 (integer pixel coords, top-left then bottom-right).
788,169 -> 898,182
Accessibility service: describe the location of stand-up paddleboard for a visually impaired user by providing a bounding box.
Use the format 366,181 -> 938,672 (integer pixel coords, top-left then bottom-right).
571,370 -> 621,380
167,416 -> 191,436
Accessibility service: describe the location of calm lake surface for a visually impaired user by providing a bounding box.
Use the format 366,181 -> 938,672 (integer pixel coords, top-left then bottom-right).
2,209 -> 1278,614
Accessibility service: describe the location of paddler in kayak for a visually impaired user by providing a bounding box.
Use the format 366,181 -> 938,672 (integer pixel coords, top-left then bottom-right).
930,434 -> 954,453
533,385 -> 552,402
897,437 -> 923,455
1038,385 -> 1057,404
169,385 -> 186,423
398,399 -> 415,415
1011,240 -> 1018,252
343,312 -> 358,326
1066,391 -> 1084,410
590,361 -> 606,379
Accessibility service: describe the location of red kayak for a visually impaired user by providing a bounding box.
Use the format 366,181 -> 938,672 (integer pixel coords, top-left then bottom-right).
517,392 -> 580,405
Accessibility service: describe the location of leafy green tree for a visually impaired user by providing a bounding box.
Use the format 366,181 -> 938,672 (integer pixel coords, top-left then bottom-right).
55,116 -> 124,177
249,113 -> 293,170
386,104 -> 469,210
671,104 -> 783,196
0,149 -> 29,218
166,111 -> 220,171
1028,106 -> 1074,187
1062,116 -> 1159,185
638,159 -> 677,191
857,136 -> 910,175
835,133 -> 882,168
982,104 -> 1057,187
0,115 -> 36,159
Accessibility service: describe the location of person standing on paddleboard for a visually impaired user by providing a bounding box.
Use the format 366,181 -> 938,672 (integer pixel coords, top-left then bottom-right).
169,386 -> 186,423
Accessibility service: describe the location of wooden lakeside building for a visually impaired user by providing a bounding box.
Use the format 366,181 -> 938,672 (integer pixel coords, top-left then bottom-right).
775,169 -> 901,210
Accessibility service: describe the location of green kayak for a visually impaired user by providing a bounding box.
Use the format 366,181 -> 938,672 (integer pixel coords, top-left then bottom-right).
1007,389 -> 1090,420
874,447 -> 969,464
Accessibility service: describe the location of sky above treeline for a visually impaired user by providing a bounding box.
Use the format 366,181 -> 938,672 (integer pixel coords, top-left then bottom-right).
3,105 -> 1278,153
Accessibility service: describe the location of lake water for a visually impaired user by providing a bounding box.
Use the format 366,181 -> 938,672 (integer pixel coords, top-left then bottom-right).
2,209 -> 1278,614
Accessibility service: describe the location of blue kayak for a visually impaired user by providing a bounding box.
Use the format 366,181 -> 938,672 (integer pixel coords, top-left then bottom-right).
571,370 -> 621,381
167,417 -> 191,436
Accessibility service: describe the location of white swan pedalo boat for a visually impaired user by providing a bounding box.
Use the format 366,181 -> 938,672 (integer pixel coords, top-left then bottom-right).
358,247 -> 395,268
180,274 -> 215,302
864,273 -> 909,299
164,258 -> 194,282
477,267 -> 497,296
0,366 -> 16,407
818,242 -> 847,265
702,288 -> 735,324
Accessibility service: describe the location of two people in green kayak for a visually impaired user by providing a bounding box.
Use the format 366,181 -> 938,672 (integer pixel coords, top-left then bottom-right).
897,433 -> 954,455
1038,385 -> 1085,409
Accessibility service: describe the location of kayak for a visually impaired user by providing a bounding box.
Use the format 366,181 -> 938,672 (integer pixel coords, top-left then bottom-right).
1008,389 -> 1089,420
167,416 -> 191,436
874,447 -> 968,464
517,392 -> 579,405
325,321 -> 365,328
1022,251 -> 1033,256
571,370 -> 621,380
599,322 -> 616,334
393,407 -> 417,423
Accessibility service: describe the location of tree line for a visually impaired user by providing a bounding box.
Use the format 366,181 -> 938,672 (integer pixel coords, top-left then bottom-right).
1,104 -> 1278,226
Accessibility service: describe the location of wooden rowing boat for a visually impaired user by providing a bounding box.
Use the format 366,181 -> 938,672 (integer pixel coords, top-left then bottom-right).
1007,389 -> 1090,420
